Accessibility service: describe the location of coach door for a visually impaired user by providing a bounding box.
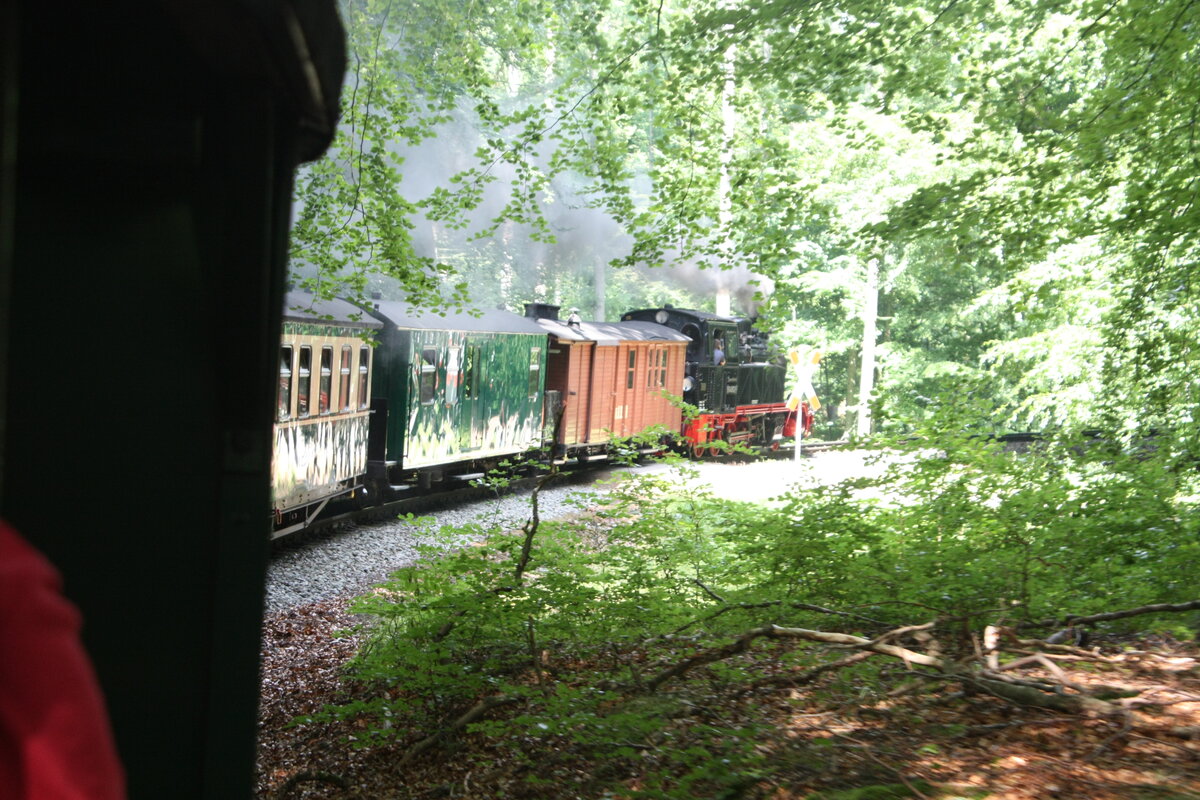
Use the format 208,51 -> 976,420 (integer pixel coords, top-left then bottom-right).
613,343 -> 637,437
461,342 -> 485,450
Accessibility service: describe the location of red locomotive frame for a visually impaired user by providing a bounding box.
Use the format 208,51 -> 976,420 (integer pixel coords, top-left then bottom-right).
683,401 -> 813,457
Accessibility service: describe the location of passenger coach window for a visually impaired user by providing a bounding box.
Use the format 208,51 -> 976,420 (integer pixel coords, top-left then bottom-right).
528,347 -> 541,397
446,347 -> 461,405
464,345 -> 481,400
358,346 -> 370,409
419,346 -> 437,404
339,346 -> 352,412
681,324 -> 702,361
646,348 -> 666,389
319,346 -> 333,414
626,349 -> 637,389
298,346 -> 312,417
278,346 -> 293,420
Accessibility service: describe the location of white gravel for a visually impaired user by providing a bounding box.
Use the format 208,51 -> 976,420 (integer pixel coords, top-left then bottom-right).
263,449 -> 873,614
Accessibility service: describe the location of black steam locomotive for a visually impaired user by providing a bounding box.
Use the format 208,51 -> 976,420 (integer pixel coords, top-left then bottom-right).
621,307 -> 809,457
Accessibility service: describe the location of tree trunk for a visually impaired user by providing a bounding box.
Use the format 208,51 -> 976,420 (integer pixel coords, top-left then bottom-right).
856,257 -> 879,438
716,0 -> 736,301
843,348 -> 858,436
594,260 -> 606,320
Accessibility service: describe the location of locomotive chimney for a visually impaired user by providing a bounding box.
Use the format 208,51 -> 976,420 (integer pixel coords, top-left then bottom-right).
715,287 -> 732,317
524,302 -> 561,321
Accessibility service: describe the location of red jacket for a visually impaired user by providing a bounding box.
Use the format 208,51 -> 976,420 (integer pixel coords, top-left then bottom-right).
0,521 -> 126,799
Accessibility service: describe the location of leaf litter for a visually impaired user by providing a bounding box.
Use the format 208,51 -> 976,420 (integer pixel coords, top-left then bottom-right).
256,596 -> 1200,800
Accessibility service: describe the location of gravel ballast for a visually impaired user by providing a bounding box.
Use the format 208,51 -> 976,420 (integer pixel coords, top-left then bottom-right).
264,451 -> 872,615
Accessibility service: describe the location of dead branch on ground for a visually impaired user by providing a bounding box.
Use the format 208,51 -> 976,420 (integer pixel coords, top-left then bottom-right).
670,599 -> 889,635
398,695 -> 521,768
642,620 -> 1136,714
1023,599 -> 1200,631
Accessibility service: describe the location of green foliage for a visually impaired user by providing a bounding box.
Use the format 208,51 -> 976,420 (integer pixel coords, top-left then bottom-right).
304,385 -> 1197,793
289,0 -> 1200,453
843,386 -> 1199,621
285,1 -> 1200,790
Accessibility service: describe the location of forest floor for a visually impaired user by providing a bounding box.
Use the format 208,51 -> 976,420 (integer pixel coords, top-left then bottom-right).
256,454 -> 1200,800
256,598 -> 1200,799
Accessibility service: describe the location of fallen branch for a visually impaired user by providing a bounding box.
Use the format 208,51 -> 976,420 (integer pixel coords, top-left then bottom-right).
644,622 -> 1117,714
1019,653 -> 1086,692
1085,712 -> 1133,763
645,624 -> 942,694
853,621 -> 937,650
741,651 -> 876,695
1124,730 -> 1200,760
1000,650 -> 1118,667
274,770 -> 350,800
964,673 -> 1113,715
974,668 -> 1062,694
1025,599 -> 1200,631
1117,650 -> 1199,665
691,577 -> 725,603
671,600 -> 889,635
956,717 -> 1077,738
771,625 -> 944,667
398,695 -> 521,767
645,625 -> 778,692
1013,638 -> 1103,657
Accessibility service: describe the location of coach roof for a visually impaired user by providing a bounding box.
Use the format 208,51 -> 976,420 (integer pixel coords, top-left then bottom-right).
283,292 -> 383,328
366,300 -> 546,335
535,318 -> 691,345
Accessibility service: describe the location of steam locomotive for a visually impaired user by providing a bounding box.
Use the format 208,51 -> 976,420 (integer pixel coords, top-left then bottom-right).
272,294 -> 811,536
621,307 -> 806,458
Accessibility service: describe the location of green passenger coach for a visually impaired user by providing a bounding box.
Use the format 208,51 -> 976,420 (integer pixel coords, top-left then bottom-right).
366,301 -> 548,484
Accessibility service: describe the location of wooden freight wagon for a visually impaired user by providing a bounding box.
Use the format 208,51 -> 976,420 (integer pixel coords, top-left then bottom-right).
525,304 -> 689,459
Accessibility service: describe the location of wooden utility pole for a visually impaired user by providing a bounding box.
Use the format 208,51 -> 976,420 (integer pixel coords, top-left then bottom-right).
715,0 -> 736,317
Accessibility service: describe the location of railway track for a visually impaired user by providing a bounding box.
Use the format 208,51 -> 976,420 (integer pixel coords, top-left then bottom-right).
272,441 -> 850,551
265,443 -> 861,613
792,438 -> 846,454
271,462 -> 600,551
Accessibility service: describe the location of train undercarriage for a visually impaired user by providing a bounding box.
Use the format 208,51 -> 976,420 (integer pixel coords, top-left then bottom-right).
682,402 -> 811,458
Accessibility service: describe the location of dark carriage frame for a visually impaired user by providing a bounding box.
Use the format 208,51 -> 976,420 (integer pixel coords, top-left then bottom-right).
1,2 -> 344,796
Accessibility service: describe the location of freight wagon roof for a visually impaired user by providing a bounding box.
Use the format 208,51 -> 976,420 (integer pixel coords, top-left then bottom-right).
283,292 -> 383,328
367,300 -> 546,335
537,318 -> 691,344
